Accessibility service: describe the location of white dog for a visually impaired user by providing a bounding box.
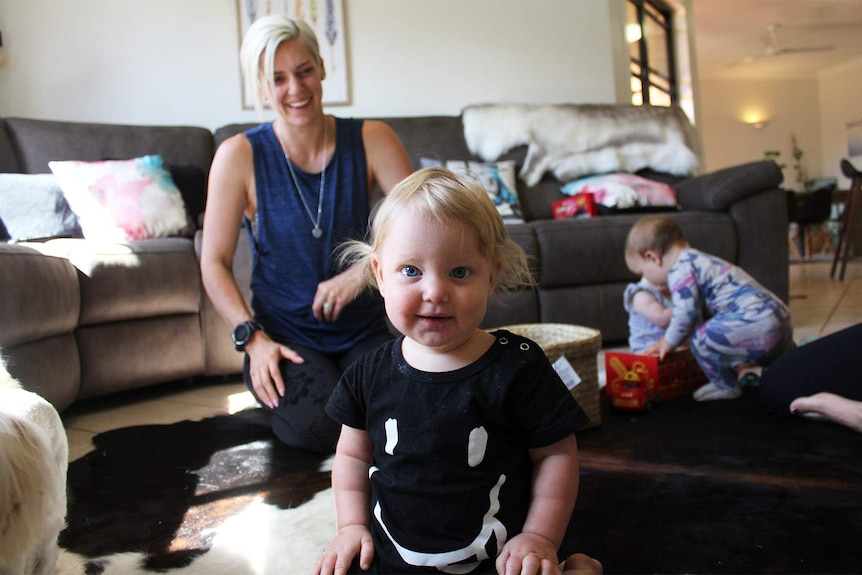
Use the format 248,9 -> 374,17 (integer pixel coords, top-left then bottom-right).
0,360 -> 68,575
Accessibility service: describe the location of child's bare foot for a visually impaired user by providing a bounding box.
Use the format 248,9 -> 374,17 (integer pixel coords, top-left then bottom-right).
562,553 -> 603,575
790,393 -> 862,432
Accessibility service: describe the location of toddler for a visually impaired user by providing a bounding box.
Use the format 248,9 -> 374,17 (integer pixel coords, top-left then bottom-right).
625,215 -> 794,401
623,278 -> 673,353
314,168 -> 597,575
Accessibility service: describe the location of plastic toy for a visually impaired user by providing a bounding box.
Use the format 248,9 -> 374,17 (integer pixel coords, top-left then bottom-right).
605,349 -> 707,411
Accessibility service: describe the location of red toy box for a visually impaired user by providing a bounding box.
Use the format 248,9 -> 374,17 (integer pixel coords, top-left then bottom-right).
551,193 -> 597,220
604,349 -> 708,410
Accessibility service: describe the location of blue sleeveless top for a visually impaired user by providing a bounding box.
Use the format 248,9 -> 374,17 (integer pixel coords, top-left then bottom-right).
244,118 -> 387,353
624,279 -> 672,354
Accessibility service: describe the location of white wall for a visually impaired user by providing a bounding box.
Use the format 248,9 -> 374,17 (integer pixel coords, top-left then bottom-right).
698,77 -> 822,188
818,59 -> 862,190
0,0 -> 621,130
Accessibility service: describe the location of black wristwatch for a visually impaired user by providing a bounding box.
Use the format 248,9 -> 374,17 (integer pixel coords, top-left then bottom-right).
232,321 -> 262,352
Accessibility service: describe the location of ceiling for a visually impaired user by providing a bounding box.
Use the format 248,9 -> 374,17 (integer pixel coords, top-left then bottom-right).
692,0 -> 862,80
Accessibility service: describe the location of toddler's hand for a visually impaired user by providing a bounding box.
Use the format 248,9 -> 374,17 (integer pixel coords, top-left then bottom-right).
313,525 -> 374,575
496,532 -> 561,575
643,338 -> 672,360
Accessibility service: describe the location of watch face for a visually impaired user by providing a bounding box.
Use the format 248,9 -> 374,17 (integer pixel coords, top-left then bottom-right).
233,323 -> 251,345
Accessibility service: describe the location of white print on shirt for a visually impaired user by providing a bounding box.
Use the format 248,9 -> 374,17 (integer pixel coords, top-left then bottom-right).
468,426 -> 488,468
384,418 -> 398,455
370,419 -> 507,573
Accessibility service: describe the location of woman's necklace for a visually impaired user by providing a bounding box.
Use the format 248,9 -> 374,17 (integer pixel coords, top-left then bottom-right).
283,120 -> 327,239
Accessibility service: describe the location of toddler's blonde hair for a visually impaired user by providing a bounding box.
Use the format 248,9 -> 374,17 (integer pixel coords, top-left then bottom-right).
341,167 -> 534,293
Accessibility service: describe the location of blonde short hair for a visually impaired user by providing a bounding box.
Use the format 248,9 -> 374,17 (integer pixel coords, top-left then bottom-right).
239,14 -> 322,112
341,167 -> 534,293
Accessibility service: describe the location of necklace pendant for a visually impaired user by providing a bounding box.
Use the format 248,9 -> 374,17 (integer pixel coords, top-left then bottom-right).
312,227 -> 323,239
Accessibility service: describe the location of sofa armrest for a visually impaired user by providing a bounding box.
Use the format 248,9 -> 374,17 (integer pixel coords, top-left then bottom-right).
675,161 -> 783,212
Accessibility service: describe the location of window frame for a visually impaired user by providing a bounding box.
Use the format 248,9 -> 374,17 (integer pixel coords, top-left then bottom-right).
627,0 -> 678,107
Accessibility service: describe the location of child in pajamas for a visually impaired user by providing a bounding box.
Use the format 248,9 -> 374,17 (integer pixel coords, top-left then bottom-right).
625,215 -> 794,401
623,278 -> 673,353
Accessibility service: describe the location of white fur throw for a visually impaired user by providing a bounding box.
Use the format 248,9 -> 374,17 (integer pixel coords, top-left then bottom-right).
462,103 -> 700,186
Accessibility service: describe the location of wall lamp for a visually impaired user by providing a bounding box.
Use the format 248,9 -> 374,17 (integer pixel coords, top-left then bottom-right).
740,111 -> 771,130
744,120 -> 770,130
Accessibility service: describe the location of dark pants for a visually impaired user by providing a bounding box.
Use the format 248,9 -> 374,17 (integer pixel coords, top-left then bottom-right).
243,329 -> 393,453
760,322 -> 862,415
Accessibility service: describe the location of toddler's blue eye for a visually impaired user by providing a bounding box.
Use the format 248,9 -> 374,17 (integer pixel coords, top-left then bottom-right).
401,266 -> 420,278
451,267 -> 470,279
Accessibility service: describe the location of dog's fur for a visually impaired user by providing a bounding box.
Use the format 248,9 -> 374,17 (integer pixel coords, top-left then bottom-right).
0,360 -> 68,575
462,103 -> 700,185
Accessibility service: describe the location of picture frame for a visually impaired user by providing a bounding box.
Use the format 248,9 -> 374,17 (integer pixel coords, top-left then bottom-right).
236,0 -> 350,107
847,119 -> 862,158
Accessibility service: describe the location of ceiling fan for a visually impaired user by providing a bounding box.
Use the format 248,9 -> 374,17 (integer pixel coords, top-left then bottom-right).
731,24 -> 835,66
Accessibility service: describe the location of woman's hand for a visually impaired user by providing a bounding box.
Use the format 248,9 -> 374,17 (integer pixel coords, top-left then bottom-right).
313,525 -> 374,575
313,265 -> 366,323
245,333 -> 305,408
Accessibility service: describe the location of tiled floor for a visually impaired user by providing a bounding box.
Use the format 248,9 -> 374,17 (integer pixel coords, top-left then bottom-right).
61,260 -> 862,461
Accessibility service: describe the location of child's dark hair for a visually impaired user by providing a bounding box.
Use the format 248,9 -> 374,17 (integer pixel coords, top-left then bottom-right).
625,215 -> 685,261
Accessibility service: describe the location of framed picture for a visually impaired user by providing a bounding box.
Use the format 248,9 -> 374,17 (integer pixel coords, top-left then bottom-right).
236,0 -> 350,107
847,119 -> 862,158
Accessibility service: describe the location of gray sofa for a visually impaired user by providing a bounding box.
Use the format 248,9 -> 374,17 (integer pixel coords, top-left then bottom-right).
0,113 -> 788,411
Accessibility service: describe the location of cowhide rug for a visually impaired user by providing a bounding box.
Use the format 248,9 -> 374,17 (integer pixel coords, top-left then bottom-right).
57,408 -> 335,575
57,390 -> 862,574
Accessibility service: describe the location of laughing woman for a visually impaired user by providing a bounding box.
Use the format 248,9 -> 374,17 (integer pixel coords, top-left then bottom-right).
200,14 -> 413,453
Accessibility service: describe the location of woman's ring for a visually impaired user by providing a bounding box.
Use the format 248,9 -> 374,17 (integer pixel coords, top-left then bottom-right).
323,303 -> 332,311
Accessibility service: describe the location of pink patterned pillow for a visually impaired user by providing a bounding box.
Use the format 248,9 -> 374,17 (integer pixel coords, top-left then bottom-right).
49,155 -> 189,241
561,173 -> 677,209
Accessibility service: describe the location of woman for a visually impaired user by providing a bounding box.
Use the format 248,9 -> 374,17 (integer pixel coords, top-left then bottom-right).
200,14 -> 413,453
760,322 -> 862,433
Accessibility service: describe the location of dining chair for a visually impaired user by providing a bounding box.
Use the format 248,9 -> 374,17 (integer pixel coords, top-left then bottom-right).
832,159 -> 862,280
788,184 -> 834,261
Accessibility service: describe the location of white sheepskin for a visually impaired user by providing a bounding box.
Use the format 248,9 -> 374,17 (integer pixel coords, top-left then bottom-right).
462,103 -> 700,186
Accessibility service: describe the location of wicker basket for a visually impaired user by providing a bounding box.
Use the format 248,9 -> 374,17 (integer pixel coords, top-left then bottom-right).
497,323 -> 602,430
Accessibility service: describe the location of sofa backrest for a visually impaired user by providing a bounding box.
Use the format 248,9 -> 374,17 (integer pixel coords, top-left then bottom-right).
2,117 -> 215,175
0,119 -> 18,172
1,117 -> 215,229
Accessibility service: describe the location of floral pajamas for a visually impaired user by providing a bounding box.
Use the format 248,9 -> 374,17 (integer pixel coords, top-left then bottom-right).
665,249 -> 794,390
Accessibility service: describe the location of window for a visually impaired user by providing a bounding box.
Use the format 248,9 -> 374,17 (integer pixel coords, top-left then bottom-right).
627,0 -> 677,107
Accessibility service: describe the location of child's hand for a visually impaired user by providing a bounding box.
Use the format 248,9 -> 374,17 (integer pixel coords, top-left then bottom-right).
496,532 -> 561,575
643,338 -> 672,360
313,525 -> 374,575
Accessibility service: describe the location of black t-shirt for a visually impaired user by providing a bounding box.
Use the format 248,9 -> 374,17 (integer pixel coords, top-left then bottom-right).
326,330 -> 587,573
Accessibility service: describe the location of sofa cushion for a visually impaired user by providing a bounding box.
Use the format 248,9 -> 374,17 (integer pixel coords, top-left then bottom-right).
0,244 -> 80,347
675,160 -> 783,212
0,174 -> 82,242
75,315 -> 204,400
49,155 -> 191,241
4,117 -> 214,174
532,212 -> 738,289
0,119 -> 20,173
168,164 -> 208,229
28,238 -> 200,326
